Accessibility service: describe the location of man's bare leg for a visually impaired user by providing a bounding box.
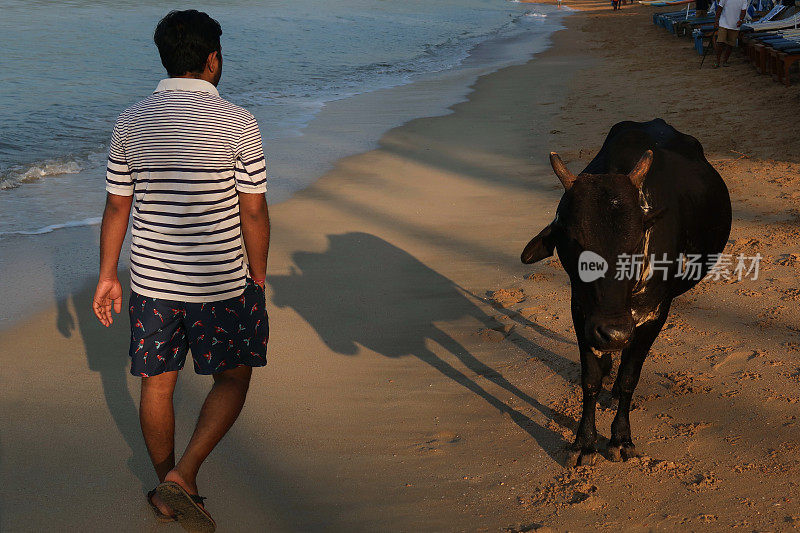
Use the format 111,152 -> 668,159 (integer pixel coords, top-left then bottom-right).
140,370 -> 179,514
164,365 -> 253,496
722,43 -> 733,65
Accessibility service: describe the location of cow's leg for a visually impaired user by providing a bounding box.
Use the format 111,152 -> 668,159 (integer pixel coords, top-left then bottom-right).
608,310 -> 669,461
567,348 -> 604,467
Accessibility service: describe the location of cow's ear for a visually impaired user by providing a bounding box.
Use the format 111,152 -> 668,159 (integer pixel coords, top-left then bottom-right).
643,207 -> 666,228
521,224 -> 556,264
629,150 -> 653,189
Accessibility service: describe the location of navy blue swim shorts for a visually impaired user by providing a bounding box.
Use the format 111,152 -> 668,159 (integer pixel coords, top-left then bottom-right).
128,279 -> 268,377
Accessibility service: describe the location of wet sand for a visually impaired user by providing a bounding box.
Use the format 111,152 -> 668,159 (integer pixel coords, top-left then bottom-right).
2,1 -> 800,531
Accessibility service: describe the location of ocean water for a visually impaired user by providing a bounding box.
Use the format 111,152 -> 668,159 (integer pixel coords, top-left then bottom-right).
0,0 -> 566,236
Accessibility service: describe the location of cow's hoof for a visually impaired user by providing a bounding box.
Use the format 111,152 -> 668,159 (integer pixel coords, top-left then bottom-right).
566,448 -> 601,468
607,443 -> 640,462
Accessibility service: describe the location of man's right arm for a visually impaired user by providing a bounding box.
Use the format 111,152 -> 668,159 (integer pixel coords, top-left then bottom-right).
94,115 -> 134,326
93,193 -> 132,326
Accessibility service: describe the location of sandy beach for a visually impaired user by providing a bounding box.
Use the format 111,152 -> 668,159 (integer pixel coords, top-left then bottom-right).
3,1 -> 800,531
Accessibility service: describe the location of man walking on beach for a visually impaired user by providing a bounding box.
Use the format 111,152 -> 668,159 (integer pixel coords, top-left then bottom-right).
713,0 -> 748,68
92,10 -> 269,531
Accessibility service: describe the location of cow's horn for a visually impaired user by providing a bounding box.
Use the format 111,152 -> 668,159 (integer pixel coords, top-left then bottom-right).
549,152 -> 575,190
628,150 -> 653,189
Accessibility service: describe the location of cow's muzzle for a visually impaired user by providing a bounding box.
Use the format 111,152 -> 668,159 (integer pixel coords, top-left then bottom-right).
586,314 -> 634,352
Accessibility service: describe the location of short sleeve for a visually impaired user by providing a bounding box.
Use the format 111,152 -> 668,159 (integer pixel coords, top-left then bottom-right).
234,114 -> 267,194
105,116 -> 134,196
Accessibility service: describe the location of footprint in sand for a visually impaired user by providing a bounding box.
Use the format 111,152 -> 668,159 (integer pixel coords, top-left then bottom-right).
411,431 -> 462,454
779,288 -> 800,301
660,371 -> 713,395
735,288 -> 763,297
476,325 -> 513,343
524,272 -> 548,282
488,288 -> 525,308
776,253 -> 800,267
687,471 -> 720,492
737,370 -> 762,381
524,469 -> 601,511
711,350 -> 758,371
518,306 -> 546,320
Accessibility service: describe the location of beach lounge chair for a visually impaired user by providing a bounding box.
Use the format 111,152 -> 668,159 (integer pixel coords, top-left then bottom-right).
741,8 -> 800,63
775,47 -> 800,85
693,27 -> 717,55
742,8 -> 800,31
743,27 -> 800,71
740,25 -> 800,80
654,8 -> 696,30
675,15 -> 716,36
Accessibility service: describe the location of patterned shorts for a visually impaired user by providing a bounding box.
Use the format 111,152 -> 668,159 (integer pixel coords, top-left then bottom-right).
128,279 -> 268,377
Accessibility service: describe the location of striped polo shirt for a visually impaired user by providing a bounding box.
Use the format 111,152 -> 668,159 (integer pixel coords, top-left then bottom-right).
106,78 -> 267,302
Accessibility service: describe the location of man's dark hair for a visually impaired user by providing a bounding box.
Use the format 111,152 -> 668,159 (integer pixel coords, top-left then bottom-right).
154,10 -> 222,77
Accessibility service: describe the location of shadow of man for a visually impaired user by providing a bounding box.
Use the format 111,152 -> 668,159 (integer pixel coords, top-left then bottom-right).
51,242 -> 332,528
54,251 -> 152,491
267,232 -> 568,462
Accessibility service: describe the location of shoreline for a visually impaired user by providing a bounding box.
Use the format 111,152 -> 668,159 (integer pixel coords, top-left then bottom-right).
1,13 -> 591,531
0,2 -> 565,237
262,1 -> 569,205
0,4 -> 569,331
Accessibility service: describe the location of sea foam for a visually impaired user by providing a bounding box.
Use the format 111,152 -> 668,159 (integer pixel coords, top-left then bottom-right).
0,217 -> 102,237
0,159 -> 84,190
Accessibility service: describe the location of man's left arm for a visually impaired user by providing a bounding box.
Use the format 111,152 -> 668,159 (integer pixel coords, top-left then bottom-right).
233,113 -> 269,287
738,8 -> 746,26
239,192 -> 270,286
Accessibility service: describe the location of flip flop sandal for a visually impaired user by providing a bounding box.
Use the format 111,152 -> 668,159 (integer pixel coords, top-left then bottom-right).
147,488 -> 178,523
155,481 -> 216,533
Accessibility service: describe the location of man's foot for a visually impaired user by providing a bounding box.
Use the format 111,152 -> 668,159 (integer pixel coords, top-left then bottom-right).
147,489 -> 176,521
155,480 -> 216,533
722,62 -> 731,67
164,468 -> 199,501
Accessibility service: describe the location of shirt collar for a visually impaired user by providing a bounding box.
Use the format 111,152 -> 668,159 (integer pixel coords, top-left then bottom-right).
154,78 -> 219,96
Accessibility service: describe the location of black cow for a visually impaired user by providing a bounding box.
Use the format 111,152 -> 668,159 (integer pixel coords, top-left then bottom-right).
521,119 -> 731,466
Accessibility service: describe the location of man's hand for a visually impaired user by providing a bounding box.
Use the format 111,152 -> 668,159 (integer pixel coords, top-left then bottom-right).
93,277 -> 123,327
239,191 -> 270,284
94,192 -> 132,327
